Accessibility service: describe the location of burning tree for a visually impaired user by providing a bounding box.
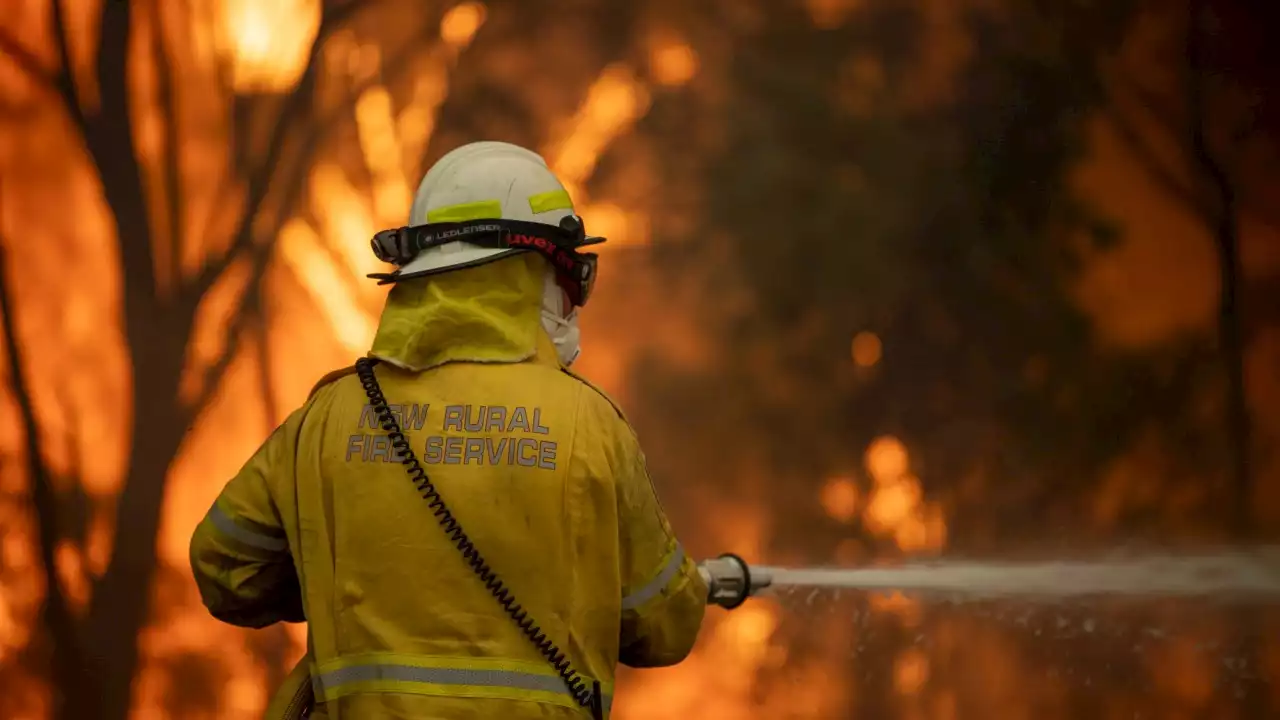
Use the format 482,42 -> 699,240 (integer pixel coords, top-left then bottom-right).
1,0 -> 1277,719
0,0 -> 493,716
0,0 -> 691,716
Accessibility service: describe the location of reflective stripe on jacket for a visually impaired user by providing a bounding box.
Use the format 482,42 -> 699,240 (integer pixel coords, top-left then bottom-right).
310,653 -> 614,711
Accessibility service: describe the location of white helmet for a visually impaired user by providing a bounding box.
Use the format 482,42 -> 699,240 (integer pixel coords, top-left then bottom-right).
367,141 -> 604,365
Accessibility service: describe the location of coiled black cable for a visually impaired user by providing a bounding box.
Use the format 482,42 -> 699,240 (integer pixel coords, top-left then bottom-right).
354,357 -> 604,719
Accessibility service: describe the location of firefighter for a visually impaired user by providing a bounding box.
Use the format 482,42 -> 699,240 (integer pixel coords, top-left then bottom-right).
190,141 -> 708,719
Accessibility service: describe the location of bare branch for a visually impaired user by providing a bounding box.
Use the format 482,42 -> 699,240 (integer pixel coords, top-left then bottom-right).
1102,69 -> 1215,225
0,31 -> 55,85
49,0 -> 87,131
149,0 -> 185,292
1187,0 -> 1252,539
1186,25 -> 1234,218
255,309 -> 280,427
1104,100 -> 1213,222
185,262 -> 269,418
186,34 -> 430,415
190,0 -> 383,299
88,0 -> 161,306
0,25 -> 84,131
0,244 -> 98,713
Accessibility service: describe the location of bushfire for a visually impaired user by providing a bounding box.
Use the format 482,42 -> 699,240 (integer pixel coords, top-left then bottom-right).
1,0 -> 1278,719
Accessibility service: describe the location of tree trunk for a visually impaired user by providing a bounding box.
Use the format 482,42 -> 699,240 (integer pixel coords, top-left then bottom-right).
1186,3 -> 1262,716
53,305 -> 192,720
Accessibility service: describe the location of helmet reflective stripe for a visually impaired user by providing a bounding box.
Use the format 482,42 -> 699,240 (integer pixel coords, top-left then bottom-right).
425,200 -> 503,223
527,189 -> 574,215
397,141 -> 576,278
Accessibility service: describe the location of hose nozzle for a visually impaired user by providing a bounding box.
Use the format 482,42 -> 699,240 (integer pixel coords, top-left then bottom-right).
697,553 -> 773,609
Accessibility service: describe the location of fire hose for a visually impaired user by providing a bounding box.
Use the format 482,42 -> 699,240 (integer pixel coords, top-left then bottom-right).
264,554 -> 773,720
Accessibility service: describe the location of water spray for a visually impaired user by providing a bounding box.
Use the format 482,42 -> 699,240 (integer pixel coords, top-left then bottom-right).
698,548 -> 1280,607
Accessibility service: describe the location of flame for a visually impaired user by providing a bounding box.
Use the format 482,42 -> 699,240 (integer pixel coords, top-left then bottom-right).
862,438 -> 947,553
217,0 -> 321,93
355,86 -> 413,227
309,164 -> 381,282
439,2 -> 487,47
0,2 -> 1276,718
53,540 -> 91,613
545,65 -> 652,248
893,648 -> 930,695
866,435 -> 910,482
278,218 -> 376,355
820,476 -> 861,523
649,36 -> 699,88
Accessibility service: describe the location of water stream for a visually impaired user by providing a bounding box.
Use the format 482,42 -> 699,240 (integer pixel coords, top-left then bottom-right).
758,547 -> 1280,603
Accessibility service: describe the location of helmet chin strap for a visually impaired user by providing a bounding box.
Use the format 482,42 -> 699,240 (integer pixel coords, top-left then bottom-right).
540,271 -> 581,366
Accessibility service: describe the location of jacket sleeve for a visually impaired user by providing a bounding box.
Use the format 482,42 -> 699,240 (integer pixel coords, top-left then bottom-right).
190,407 -> 306,629
615,430 -> 708,668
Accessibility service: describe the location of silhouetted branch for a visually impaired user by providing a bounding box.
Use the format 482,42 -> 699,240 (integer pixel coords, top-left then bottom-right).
0,21 -> 84,131
1186,0 -> 1251,537
0,245 -> 98,715
0,32 -> 54,86
255,308 -> 281,427
1105,60 -> 1280,236
91,0 -> 160,309
191,0 -> 384,300
48,0 -> 87,132
1103,69 -> 1215,225
150,0 -> 185,291
186,31 -> 431,416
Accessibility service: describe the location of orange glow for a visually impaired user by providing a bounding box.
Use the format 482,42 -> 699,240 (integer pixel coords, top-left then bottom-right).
0,510 -> 39,654
650,38 -> 699,87
820,476 -> 860,522
356,86 -> 413,226
805,0 -> 861,30
851,330 -> 882,367
865,435 -> 909,483
178,253 -> 255,406
894,648 -> 930,694
440,2 -> 487,47
868,591 -> 923,627
278,218 -> 377,355
309,164 -> 382,283
548,65 -> 650,188
217,0 -> 321,93
724,603 -> 778,662
545,65 -> 652,248
894,502 -> 947,553
864,476 -> 922,533
1148,638 -> 1216,707
1072,109 -> 1218,347
1,2 -> 1276,718
54,540 -> 90,613
834,537 -> 864,564
861,439 -> 947,552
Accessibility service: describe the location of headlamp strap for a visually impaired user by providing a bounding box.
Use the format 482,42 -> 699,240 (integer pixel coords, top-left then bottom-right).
368,218 -> 598,305
372,220 -> 592,270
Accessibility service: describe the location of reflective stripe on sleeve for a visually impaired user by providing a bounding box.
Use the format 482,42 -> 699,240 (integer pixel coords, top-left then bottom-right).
620,542 -> 685,611
311,656 -> 613,713
205,502 -> 288,552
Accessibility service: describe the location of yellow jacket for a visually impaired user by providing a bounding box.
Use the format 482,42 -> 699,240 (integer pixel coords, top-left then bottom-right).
190,253 -> 707,719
